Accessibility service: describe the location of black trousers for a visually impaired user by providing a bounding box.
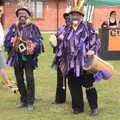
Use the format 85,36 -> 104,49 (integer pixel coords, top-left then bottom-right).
82,71 -> 98,110
55,68 -> 67,103
14,59 -> 35,105
68,69 -> 84,112
68,69 -> 98,112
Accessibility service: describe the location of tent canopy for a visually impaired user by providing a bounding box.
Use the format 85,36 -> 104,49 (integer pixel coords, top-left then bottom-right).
88,0 -> 120,6
85,0 -> 120,22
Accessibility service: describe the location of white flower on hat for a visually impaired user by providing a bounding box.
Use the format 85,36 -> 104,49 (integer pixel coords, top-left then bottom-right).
65,6 -> 72,13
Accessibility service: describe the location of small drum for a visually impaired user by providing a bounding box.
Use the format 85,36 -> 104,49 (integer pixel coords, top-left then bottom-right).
83,55 -> 114,78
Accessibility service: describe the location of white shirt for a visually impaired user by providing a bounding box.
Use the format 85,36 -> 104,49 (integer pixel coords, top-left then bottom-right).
0,22 -> 4,50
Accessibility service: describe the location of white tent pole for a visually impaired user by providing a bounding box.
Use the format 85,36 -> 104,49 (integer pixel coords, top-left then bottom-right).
89,5 -> 94,22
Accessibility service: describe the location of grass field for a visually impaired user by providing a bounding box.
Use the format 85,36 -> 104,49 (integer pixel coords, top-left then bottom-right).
0,33 -> 120,120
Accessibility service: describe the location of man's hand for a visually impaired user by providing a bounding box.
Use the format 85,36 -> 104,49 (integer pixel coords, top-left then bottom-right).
58,34 -> 64,40
87,50 -> 95,56
27,40 -> 36,55
11,36 -> 17,46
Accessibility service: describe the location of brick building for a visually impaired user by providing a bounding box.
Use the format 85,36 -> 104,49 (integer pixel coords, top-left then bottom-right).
0,0 -> 67,31
0,0 -> 120,31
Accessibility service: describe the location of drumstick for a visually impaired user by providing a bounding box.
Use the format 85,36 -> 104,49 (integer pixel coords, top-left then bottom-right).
62,75 -> 66,90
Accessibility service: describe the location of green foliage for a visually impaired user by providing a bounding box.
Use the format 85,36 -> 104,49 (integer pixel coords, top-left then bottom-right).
0,33 -> 120,120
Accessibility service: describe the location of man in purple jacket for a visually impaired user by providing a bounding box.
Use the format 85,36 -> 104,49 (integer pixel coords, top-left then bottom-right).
4,7 -> 44,112
52,9 -> 100,116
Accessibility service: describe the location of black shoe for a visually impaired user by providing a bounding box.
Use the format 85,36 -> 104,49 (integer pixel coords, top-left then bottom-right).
73,109 -> 84,115
27,105 -> 34,112
90,108 -> 98,116
16,103 -> 27,108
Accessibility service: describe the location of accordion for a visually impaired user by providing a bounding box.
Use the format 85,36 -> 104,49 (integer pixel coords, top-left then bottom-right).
13,37 -> 33,55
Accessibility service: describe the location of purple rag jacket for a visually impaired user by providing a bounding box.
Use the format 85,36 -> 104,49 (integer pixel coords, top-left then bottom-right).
4,23 -> 44,69
52,21 -> 101,80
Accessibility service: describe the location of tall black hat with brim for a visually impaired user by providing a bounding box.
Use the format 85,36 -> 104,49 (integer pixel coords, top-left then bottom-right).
69,10 -> 84,17
16,7 -> 31,17
63,6 -> 72,19
63,13 -> 70,19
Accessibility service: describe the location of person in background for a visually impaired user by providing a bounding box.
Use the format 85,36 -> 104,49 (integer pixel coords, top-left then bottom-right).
0,9 -> 4,27
101,11 -> 120,28
0,22 -> 17,90
109,11 -> 119,28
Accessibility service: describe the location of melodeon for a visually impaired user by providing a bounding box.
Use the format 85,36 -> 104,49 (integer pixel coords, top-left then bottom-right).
83,55 -> 114,79
13,37 -> 32,55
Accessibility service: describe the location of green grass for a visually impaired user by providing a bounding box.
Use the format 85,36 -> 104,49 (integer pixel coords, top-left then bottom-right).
0,33 -> 120,120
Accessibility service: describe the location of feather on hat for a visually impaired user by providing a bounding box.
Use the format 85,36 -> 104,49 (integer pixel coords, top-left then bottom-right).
69,0 -> 85,17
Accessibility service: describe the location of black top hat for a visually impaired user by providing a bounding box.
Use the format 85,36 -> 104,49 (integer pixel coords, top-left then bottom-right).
16,7 -> 31,17
63,13 -> 70,19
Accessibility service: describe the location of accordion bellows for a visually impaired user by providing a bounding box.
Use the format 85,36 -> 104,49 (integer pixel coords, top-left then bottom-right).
13,37 -> 33,55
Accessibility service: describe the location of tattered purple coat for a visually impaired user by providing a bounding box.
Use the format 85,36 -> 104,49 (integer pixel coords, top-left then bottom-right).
4,23 -> 44,69
52,22 -> 100,78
